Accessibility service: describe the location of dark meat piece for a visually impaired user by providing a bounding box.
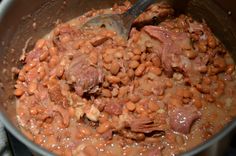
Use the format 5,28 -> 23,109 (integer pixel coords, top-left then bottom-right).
101,129 -> 113,140
90,36 -> 109,47
48,83 -> 68,108
118,129 -> 145,141
65,54 -> 103,96
169,105 -> 201,134
104,99 -> 123,116
129,118 -> 163,133
143,26 -> 191,76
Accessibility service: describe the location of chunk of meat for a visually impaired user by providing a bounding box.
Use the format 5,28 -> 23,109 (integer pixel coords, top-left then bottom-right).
104,101 -> 123,116
129,118 -> 163,133
134,3 -> 174,26
90,36 -> 109,47
169,105 -> 201,134
65,54 -> 103,96
142,26 -> 191,76
48,83 -> 68,108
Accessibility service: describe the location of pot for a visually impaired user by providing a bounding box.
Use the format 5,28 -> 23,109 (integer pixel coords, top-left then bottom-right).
0,0 -> 235,155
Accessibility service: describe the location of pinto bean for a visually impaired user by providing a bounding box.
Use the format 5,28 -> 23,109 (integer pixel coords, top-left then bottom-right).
184,50 -> 197,59
97,121 -> 111,134
83,145 -> 98,156
114,51 -> 123,59
49,56 -> 58,67
110,61 -> 120,75
226,64 -> 235,75
102,89 -> 112,98
106,75 -> 120,84
49,47 -> 58,56
126,101 -> 136,111
132,55 -> 141,61
39,51 -> 49,61
129,94 -> 140,103
103,54 -> 113,63
135,64 -> 146,76
129,60 -> 139,69
207,35 -> 217,48
133,48 -> 141,55
148,102 -> 159,112
78,126 -> 91,136
56,66 -> 64,78
14,88 -> 24,96
149,66 -> 162,76
28,81 -> 38,95
127,69 -> 135,78
35,39 -> 46,49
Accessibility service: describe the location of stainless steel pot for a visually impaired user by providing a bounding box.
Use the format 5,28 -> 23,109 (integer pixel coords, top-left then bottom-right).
0,0 -> 236,155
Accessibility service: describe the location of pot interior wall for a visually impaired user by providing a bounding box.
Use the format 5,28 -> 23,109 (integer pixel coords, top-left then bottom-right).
0,0 -> 235,155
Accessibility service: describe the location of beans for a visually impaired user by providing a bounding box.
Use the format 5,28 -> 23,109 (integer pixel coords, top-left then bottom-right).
140,53 -> 146,62
183,89 -> 193,98
49,47 -> 58,56
83,145 -> 98,156
184,50 -> 197,59
193,97 -> 202,108
103,54 -> 113,63
110,61 -> 120,75
121,76 -> 130,85
78,126 -> 91,136
129,94 -> 140,103
132,55 -> 141,61
49,56 -> 58,67
133,48 -> 141,55
118,86 -> 128,98
207,35 -> 217,48
114,51 -> 123,59
198,40 -> 207,53
39,51 -> 49,61
29,107 -> 38,115
35,39 -> 46,49
126,101 -> 136,111
169,97 -> 182,107
135,64 -> 146,76
226,64 -> 235,74
38,66 -> 46,80
106,75 -> 120,84
68,107 -> 75,117
129,60 -> 139,69
127,69 -> 134,78
89,52 -> 98,65
213,57 -> 226,69
148,102 -> 159,112
149,66 -> 162,76
97,121 -> 111,134
151,56 -> 161,67
102,89 -> 112,98
28,81 -> 38,95
56,66 -> 64,78
14,88 -> 24,96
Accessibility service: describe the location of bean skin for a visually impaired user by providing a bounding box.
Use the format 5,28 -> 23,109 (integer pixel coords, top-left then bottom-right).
106,75 -> 120,84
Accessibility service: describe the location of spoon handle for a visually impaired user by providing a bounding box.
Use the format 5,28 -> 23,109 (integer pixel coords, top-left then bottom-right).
124,0 -> 157,18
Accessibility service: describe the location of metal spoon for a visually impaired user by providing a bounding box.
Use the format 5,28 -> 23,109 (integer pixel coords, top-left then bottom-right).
82,0 -> 157,39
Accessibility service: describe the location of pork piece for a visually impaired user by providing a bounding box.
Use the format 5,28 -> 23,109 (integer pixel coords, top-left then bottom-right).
104,99 -> 123,116
169,105 -> 201,134
129,117 -> 164,133
65,54 -> 103,96
134,3 -> 174,26
48,83 -> 68,108
142,26 -> 191,76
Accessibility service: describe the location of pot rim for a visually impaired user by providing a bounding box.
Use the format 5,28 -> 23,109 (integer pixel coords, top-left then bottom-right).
0,0 -> 235,155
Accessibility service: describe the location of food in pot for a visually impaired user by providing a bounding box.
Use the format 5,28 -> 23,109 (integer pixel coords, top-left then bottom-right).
13,2 -> 236,156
